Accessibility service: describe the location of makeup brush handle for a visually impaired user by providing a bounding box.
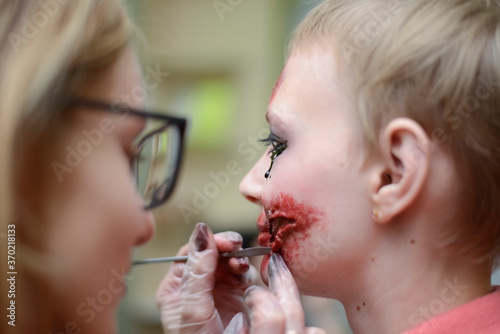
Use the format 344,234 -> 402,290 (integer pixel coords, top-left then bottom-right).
132,247 -> 271,266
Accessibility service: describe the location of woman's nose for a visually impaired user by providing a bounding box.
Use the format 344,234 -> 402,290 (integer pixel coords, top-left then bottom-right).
134,211 -> 155,246
239,152 -> 268,205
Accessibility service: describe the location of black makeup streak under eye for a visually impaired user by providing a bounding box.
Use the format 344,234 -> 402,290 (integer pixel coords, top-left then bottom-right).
259,133 -> 287,179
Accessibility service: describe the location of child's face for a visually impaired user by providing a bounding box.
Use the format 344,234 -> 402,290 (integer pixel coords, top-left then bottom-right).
240,44 -> 375,297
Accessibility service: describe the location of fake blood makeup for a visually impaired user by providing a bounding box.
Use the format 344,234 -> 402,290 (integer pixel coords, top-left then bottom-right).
257,193 -> 323,282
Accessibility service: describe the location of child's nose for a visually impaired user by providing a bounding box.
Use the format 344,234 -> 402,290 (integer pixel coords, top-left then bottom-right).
239,152 -> 268,205
134,211 -> 155,246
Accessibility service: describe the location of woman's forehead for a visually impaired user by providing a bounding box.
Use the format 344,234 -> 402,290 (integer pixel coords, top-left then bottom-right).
76,48 -> 144,108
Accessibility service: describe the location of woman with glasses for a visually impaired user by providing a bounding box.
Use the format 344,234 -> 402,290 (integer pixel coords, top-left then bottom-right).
0,1 -> 283,333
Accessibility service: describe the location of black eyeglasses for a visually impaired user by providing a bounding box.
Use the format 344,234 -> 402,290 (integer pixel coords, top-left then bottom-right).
68,98 -> 187,210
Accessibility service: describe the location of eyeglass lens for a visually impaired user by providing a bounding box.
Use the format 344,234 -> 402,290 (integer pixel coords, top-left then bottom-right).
135,123 -> 181,208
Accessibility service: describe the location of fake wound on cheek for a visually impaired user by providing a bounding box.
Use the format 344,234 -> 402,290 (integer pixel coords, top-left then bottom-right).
258,193 -> 324,256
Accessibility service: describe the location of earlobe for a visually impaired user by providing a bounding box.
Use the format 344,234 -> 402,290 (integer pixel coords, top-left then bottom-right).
372,118 -> 431,224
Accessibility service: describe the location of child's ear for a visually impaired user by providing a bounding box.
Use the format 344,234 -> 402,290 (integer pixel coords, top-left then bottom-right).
371,118 -> 431,224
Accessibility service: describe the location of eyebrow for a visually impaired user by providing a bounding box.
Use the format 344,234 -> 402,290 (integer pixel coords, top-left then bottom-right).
266,109 -> 288,129
265,109 -> 275,124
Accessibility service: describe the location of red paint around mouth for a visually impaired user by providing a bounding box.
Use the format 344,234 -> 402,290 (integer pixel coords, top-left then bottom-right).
257,193 -> 322,254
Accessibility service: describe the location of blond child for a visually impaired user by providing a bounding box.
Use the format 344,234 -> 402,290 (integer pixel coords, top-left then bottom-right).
158,1 -> 500,333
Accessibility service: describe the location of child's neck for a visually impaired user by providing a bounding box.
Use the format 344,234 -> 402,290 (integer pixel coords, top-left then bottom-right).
343,241 -> 492,334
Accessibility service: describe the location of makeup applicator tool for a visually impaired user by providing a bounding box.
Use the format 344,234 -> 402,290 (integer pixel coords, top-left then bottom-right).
133,246 -> 271,266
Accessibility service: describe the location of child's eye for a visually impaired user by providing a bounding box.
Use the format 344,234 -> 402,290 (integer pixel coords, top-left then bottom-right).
260,132 -> 287,156
259,132 -> 287,178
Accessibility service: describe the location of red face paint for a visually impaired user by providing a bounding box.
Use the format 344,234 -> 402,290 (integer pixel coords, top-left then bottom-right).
269,63 -> 287,105
257,193 -> 323,283
258,193 -> 323,253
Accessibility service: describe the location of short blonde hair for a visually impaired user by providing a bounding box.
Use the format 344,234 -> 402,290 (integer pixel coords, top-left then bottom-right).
0,1 -> 133,331
289,0 -> 500,266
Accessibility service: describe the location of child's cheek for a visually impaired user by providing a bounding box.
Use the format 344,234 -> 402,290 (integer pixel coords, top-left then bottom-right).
263,193 -> 330,286
282,220 -> 331,287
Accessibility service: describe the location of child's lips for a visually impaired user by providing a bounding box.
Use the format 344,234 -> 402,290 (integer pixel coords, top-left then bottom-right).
258,215 -> 296,285
257,232 -> 271,247
257,211 -> 267,232
256,193 -> 323,283
269,216 -> 296,243
256,209 -> 297,252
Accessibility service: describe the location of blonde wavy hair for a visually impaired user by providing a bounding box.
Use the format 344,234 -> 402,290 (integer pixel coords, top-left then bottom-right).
289,0 -> 500,267
0,0 -> 132,331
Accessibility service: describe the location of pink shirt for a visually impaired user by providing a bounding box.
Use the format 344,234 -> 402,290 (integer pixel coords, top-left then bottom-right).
404,286 -> 500,334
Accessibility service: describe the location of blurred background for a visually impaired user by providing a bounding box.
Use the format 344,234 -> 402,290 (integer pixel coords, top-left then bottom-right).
118,0 -> 352,333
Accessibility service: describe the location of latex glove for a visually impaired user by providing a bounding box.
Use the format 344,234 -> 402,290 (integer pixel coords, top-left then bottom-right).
242,253 -> 326,334
156,223 -> 258,334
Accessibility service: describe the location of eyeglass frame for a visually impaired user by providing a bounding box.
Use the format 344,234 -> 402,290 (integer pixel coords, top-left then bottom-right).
67,97 -> 188,210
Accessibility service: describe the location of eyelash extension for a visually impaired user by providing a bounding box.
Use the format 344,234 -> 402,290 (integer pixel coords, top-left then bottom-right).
259,132 -> 281,148
259,132 -> 287,178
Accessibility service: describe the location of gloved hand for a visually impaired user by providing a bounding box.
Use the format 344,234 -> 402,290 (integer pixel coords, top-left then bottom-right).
242,253 -> 326,334
156,222 -> 326,334
156,222 -> 257,333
